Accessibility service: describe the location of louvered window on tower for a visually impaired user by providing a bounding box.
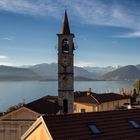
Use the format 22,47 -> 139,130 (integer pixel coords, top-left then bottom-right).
62,39 -> 69,53
88,123 -> 101,135
129,120 -> 140,129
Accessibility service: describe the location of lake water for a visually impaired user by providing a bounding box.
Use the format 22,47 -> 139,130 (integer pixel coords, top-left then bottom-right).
0,81 -> 133,112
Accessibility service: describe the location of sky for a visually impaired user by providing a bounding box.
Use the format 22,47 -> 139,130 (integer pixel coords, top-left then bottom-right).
0,0 -> 140,67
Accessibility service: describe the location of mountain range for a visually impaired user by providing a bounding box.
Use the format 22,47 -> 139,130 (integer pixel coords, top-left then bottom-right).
101,65 -> 140,80
0,63 -> 140,81
0,65 -> 39,81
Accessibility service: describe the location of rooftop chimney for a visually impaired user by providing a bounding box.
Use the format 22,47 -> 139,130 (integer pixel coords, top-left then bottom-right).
87,88 -> 92,96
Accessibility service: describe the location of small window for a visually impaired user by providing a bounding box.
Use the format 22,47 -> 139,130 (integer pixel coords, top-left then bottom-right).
129,120 -> 140,129
63,99 -> 68,114
88,123 -> 101,135
80,109 -> 85,113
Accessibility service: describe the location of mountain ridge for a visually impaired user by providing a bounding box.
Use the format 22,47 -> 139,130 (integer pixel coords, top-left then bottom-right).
0,63 -> 140,81
101,65 -> 140,80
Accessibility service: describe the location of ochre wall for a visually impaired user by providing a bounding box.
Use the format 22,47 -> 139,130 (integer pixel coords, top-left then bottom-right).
74,102 -> 98,112
74,99 -> 130,112
24,123 -> 52,140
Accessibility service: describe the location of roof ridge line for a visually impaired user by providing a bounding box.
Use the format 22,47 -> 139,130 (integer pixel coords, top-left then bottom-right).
90,94 -> 100,104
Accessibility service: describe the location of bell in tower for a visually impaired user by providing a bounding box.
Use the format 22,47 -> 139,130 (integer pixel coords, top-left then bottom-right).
57,10 -> 75,114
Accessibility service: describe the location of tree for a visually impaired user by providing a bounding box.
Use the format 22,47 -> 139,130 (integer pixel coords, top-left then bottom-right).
6,102 -> 24,113
133,79 -> 140,94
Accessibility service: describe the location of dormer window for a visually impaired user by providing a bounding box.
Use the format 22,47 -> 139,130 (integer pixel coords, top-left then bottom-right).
62,39 -> 69,53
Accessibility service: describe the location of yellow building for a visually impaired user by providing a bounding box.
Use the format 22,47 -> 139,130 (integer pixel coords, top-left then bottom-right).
74,91 -> 131,113
21,116 -> 52,140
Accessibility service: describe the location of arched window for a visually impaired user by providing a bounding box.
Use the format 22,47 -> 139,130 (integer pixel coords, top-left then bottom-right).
62,39 -> 69,53
63,99 -> 68,113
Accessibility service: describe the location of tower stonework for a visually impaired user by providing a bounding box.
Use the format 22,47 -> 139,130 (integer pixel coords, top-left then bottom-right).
57,11 -> 75,114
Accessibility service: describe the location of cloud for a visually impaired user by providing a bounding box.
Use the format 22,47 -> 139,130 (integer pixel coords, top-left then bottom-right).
0,0 -> 62,18
0,55 -> 8,59
0,55 -> 13,66
0,0 -> 140,30
75,61 -> 96,67
0,62 -> 13,66
114,31 -> 140,38
2,37 -> 13,41
71,0 -> 140,29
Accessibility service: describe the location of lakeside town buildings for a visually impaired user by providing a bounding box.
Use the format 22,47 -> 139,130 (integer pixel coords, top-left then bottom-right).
21,10 -> 134,140
0,10 -> 139,140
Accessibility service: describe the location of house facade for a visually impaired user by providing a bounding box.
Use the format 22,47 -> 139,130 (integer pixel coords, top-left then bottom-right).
0,92 -> 130,140
74,91 -> 131,113
0,107 -> 39,140
0,96 -> 60,140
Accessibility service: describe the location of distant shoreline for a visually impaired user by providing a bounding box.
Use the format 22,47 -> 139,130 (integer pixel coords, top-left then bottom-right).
0,79 -> 135,82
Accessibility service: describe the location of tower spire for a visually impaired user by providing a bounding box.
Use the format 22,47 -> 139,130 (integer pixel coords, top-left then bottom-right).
62,10 -> 71,34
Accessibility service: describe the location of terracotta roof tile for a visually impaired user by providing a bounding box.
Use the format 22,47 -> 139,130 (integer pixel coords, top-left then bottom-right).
75,94 -> 99,104
74,91 -> 130,104
92,92 -> 130,103
25,95 -> 61,114
43,109 -> 140,140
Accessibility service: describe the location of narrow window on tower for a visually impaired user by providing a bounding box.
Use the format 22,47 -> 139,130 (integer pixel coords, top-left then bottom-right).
63,99 -> 68,113
62,39 -> 69,53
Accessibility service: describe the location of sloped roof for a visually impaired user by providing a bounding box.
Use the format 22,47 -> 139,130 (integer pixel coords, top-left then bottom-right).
43,109 -> 140,140
74,91 -> 130,104
74,94 -> 99,104
0,106 -> 39,121
92,92 -> 130,103
25,95 -> 61,115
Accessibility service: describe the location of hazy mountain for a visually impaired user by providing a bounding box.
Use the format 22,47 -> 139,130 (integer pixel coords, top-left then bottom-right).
1,63 -> 140,81
83,66 -> 116,75
29,63 -> 98,80
74,66 -> 98,79
101,65 -> 140,80
136,64 -> 140,70
0,65 -> 39,80
29,63 -> 57,80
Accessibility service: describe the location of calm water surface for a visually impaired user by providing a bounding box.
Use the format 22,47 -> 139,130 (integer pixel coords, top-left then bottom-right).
0,81 -> 133,111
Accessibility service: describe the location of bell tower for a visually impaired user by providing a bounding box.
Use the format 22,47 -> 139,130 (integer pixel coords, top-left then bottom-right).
57,10 -> 75,114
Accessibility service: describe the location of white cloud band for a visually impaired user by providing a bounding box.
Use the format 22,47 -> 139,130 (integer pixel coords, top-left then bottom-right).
0,55 -> 8,59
